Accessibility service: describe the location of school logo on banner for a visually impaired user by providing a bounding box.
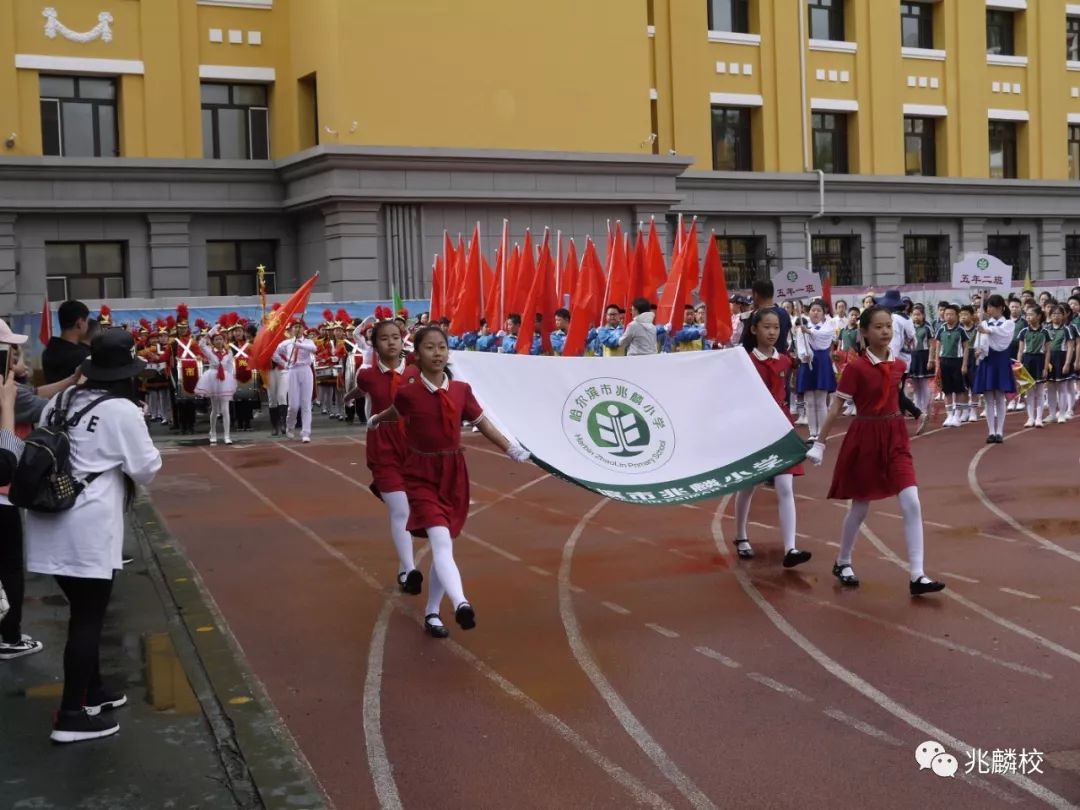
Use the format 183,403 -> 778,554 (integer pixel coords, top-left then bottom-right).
561,378 -> 675,473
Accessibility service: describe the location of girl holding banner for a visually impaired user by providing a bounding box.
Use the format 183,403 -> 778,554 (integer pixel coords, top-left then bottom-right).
806,307 -> 946,597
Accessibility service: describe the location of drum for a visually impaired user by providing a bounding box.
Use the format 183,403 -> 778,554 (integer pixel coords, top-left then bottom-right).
316,365 -> 338,385
140,360 -> 170,391
233,352 -> 260,402
177,358 -> 203,399
344,353 -> 364,392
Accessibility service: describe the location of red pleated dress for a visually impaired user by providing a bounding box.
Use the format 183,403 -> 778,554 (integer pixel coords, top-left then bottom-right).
828,352 -> 917,501
393,372 -> 484,539
748,348 -> 804,477
354,361 -> 410,497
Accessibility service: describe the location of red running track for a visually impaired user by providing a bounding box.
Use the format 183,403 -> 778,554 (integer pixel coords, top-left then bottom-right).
149,412 -> 1080,810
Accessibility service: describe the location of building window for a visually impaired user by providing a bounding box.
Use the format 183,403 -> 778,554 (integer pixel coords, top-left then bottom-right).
812,112 -> 848,174
901,2 -> 933,49
1070,125 -> 1080,180
1066,235 -> 1080,277
708,0 -> 750,33
808,0 -> 844,41
986,10 -> 1015,56
711,106 -> 752,171
39,76 -> 118,157
716,236 -> 774,289
989,121 -> 1018,179
201,83 -> 270,160
903,236 -> 950,284
1069,17 -> 1080,61
987,234 -> 1030,278
904,117 -> 936,177
811,236 -> 862,286
207,240 -> 276,296
45,242 -> 125,300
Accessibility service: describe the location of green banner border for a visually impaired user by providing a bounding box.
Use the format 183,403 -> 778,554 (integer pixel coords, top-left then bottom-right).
526,431 -> 810,506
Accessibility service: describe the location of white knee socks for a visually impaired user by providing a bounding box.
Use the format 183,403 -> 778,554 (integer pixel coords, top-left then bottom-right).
381,490 -> 415,575
425,560 -> 445,620
734,486 -> 755,540
898,486 -> 925,580
984,392 -> 998,436
991,391 -> 1007,435
426,526 -> 466,611
805,390 -> 828,437
209,398 -> 231,440
774,474 -> 797,553
838,499 -> 870,565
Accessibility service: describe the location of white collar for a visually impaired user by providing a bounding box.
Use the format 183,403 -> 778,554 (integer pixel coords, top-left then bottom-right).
752,347 -> 780,361
419,372 -> 449,393
866,349 -> 895,366
377,358 -> 407,375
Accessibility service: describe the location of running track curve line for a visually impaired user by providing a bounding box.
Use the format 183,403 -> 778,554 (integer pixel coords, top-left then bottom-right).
709,496 -> 1078,810
967,433 -> 1080,564
201,447 -> 675,810
560,499 -> 719,810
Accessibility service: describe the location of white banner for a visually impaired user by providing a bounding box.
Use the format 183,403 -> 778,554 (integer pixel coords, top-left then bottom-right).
449,350 -> 807,506
951,253 -> 1013,290
771,267 -> 822,302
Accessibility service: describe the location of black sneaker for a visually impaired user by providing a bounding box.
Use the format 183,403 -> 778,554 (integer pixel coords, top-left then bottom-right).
50,709 -> 119,743
0,635 -> 44,660
84,689 -> 128,715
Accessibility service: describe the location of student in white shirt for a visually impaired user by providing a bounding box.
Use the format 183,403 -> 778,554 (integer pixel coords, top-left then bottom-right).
25,330 -> 161,743
970,293 -> 1017,442
275,321 -> 318,442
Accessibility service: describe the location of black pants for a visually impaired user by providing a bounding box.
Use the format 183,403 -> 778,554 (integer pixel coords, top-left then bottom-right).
0,505 -> 25,644
55,574 -> 114,711
234,398 -> 255,430
899,376 -> 922,419
176,399 -> 197,433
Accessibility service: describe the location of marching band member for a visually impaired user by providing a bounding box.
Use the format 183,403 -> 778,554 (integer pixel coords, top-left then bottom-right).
194,325 -> 237,446
265,304 -> 290,438
276,320 -> 317,443
229,316 -> 256,432
172,306 -> 201,435
140,321 -> 172,425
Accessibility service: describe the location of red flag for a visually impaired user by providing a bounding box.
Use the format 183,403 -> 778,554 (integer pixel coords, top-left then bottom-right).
517,231 -> 555,355
429,255 -> 446,321
504,244 -> 522,319
564,239 -> 604,357
628,226 -> 646,302
602,221 -> 631,315
450,224 -> 483,334
656,219 -> 700,329
643,218 -> 667,303
446,235 -> 466,317
510,231 -> 534,317
560,238 -> 579,305
699,233 -> 733,346
485,222 -> 508,328
821,271 -> 833,312
39,295 -> 52,345
249,273 -> 319,370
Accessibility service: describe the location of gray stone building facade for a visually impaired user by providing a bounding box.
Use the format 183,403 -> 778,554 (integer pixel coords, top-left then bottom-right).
3,145 -> 1080,316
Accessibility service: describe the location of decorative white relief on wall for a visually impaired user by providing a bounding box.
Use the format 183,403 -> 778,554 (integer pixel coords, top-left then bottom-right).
43,7 -> 113,43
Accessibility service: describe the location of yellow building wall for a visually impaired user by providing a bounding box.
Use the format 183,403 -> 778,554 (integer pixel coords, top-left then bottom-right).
2,0 -> 1080,179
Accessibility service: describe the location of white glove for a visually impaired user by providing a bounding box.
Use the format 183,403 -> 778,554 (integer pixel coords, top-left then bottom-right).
506,444 -> 531,463
367,412 -> 381,428
805,441 -> 826,466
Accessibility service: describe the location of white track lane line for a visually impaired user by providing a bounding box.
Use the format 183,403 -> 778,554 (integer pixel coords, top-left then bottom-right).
644,623 -> 680,639
203,450 -> 675,810
711,496 -> 1076,810
821,708 -> 903,746
941,572 -> 980,584
857,522 -> 1080,667
968,435 -> 1080,564
999,588 -> 1040,600
694,646 -> 742,669
746,673 -> 813,703
561,500 -> 719,810
602,601 -> 632,616
748,577 -> 1052,681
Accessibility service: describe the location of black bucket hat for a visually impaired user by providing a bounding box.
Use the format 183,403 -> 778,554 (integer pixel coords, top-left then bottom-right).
80,329 -> 146,382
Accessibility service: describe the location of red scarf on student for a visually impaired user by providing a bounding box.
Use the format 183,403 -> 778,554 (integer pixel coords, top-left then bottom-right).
214,349 -> 227,381
435,387 -> 459,437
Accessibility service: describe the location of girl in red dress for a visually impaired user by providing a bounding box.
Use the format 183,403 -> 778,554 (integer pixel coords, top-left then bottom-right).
368,326 -> 530,637
807,307 -> 945,596
343,320 -> 422,596
733,310 -> 812,568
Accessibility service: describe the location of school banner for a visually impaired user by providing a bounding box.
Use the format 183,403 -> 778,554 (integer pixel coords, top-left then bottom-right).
449,350 -> 807,506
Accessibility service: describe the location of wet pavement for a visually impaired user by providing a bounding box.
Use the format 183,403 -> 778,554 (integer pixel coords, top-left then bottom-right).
0,497 -> 326,810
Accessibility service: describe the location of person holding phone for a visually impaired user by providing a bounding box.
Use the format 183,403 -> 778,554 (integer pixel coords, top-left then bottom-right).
0,319 -> 79,662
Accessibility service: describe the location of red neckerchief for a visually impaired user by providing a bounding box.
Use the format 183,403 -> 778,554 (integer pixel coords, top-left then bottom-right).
761,355 -> 786,406
870,354 -> 894,412
386,365 -> 405,435
214,348 -> 227,381
432,383 -> 459,437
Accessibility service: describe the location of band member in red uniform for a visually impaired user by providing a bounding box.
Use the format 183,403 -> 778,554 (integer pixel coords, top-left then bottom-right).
140,320 -> 172,425
733,309 -> 811,568
343,319 -> 420,595
807,306 -> 946,596
172,305 -> 201,435
368,326 -> 530,638
228,316 -> 256,431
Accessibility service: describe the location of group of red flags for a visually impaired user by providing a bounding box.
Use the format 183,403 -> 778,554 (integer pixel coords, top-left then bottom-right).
431,217 -> 736,356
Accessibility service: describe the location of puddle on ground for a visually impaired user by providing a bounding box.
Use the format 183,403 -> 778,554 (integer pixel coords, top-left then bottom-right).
143,633 -> 200,714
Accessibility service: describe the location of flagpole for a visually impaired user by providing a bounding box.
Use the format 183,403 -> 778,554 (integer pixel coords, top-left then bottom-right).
555,230 -> 562,306
499,218 -> 508,328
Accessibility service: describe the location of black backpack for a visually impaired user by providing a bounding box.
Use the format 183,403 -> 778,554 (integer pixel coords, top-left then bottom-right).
9,388 -> 116,513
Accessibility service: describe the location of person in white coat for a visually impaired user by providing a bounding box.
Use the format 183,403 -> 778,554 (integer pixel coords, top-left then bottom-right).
25,330 -> 162,744
275,321 -> 317,442
618,298 -> 658,356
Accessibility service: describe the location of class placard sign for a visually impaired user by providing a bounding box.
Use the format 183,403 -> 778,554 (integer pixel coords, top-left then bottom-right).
952,253 -> 1013,291
770,268 -> 822,302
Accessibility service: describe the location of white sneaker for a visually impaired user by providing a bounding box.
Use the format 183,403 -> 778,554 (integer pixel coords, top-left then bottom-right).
1057,415 -> 1067,424
301,436 -> 311,443
285,431 -> 295,439
1006,400 -> 1017,411
224,437 -> 233,445
209,436 -> 217,445
0,635 -> 44,660
795,414 -> 809,426
1035,418 -> 1044,428
1023,418 -> 1035,428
